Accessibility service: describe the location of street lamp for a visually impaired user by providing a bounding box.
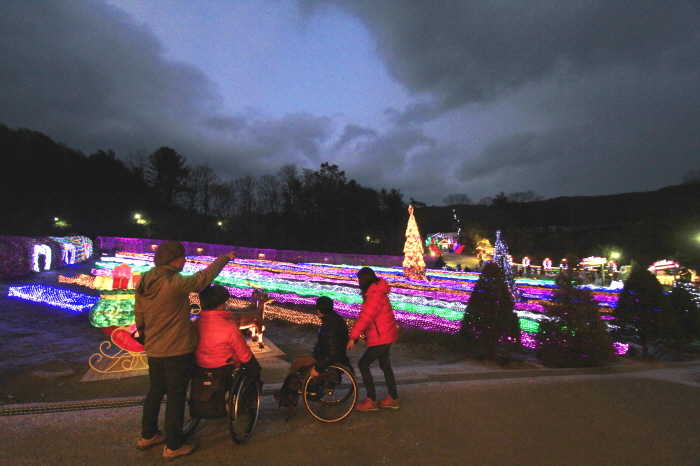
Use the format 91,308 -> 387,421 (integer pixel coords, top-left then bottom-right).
217,221 -> 223,227
133,213 -> 142,221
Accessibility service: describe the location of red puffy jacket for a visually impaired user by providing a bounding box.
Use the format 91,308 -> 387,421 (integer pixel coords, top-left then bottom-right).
195,310 -> 253,368
349,279 -> 399,347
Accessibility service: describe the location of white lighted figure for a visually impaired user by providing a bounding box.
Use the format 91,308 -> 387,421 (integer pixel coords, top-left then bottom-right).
62,243 -> 77,264
32,244 -> 52,272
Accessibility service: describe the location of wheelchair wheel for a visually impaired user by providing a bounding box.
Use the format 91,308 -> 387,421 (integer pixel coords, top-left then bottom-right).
182,381 -> 201,438
228,373 -> 262,444
303,364 -> 357,423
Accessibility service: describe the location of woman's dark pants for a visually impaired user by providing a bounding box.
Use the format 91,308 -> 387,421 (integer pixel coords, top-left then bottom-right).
142,353 -> 194,450
358,343 -> 398,401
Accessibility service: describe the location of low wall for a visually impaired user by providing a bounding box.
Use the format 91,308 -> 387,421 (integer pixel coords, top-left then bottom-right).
97,236 -> 406,267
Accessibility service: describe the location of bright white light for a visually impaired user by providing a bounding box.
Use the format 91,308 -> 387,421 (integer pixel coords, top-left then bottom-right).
62,243 -> 76,264
32,244 -> 52,272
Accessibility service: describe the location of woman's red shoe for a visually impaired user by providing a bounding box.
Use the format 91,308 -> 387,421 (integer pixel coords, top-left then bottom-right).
355,397 -> 379,412
378,395 -> 400,410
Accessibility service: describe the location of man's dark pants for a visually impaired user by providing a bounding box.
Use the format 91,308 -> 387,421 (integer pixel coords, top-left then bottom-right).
142,353 -> 194,450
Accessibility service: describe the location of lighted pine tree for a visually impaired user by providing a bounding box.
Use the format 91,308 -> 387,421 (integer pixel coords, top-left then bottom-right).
460,261 -> 520,360
402,205 -> 427,281
493,230 -> 516,297
615,263 -> 666,358
537,271 -> 614,367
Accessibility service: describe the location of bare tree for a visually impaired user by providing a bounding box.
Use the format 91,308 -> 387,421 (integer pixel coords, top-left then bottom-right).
233,175 -> 257,218
256,174 -> 281,214
186,165 -> 218,215
210,180 -> 236,218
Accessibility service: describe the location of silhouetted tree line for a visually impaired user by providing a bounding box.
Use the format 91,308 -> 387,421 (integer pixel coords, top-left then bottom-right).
0,125 -> 407,253
3,123 -> 699,264
421,182 -> 700,270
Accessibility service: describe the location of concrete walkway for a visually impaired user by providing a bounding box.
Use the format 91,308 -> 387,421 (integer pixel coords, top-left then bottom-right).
2,365 -> 700,465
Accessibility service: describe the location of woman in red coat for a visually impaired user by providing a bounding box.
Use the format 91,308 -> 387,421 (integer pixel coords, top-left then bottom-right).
347,267 -> 400,411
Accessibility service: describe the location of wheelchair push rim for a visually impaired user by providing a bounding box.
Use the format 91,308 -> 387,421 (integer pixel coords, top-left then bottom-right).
228,374 -> 262,444
303,364 -> 357,423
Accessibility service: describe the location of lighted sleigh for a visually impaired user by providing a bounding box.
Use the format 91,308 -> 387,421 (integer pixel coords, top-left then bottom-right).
88,276 -> 271,374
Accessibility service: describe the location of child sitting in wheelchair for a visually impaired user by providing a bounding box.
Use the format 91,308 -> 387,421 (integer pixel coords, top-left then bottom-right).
191,285 -> 261,418
274,296 -> 351,408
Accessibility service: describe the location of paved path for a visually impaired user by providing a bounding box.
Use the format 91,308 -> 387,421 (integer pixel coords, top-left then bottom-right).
2,367 -> 700,465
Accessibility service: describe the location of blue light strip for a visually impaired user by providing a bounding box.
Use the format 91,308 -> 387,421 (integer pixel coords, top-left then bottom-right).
7,285 -> 99,313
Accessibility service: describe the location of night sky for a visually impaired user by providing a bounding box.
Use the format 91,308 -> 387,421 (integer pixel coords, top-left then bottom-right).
1,0 -> 698,204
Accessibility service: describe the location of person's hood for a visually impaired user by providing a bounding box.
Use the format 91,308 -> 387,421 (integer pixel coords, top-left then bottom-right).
136,265 -> 177,299
367,278 -> 390,296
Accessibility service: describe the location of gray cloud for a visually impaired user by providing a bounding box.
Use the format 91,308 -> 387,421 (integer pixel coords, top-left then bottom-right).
306,0 -> 700,115
306,0 -> 700,201
3,0 -> 699,206
0,0 -> 334,180
333,124 -> 377,150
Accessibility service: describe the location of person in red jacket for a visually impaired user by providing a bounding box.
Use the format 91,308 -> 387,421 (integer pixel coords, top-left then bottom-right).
195,285 -> 260,375
347,267 -> 400,411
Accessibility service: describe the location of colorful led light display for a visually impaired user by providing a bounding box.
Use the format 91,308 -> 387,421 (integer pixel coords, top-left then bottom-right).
8,285 -> 99,313
80,252 -> 629,354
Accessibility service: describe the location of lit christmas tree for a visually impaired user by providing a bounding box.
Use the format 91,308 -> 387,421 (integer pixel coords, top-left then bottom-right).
493,230 -> 517,297
403,205 -> 427,281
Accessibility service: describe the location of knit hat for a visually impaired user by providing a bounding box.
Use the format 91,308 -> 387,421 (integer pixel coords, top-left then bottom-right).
154,241 -> 185,266
200,284 -> 230,310
316,296 -> 333,315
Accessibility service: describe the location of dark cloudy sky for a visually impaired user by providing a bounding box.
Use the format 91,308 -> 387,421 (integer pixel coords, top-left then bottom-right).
2,0 -> 699,203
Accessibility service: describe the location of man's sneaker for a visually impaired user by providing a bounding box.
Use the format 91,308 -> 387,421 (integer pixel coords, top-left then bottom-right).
378,395 -> 400,410
162,443 -> 195,461
135,432 -> 165,450
355,397 -> 379,412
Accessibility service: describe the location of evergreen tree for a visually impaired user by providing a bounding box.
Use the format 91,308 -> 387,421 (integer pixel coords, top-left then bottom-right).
403,205 -> 427,280
493,230 -> 517,297
665,282 -> 700,347
537,272 -> 614,367
460,262 -> 520,360
148,147 -> 190,205
615,263 -> 666,358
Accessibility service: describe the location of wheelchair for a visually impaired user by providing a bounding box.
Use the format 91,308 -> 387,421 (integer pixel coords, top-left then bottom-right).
302,363 -> 357,423
183,366 -> 262,444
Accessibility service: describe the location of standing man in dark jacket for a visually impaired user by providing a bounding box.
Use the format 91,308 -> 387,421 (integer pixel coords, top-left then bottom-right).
135,241 -> 235,460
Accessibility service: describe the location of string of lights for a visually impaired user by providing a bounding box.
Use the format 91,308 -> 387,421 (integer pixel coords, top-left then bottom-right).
8,285 -> 99,313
